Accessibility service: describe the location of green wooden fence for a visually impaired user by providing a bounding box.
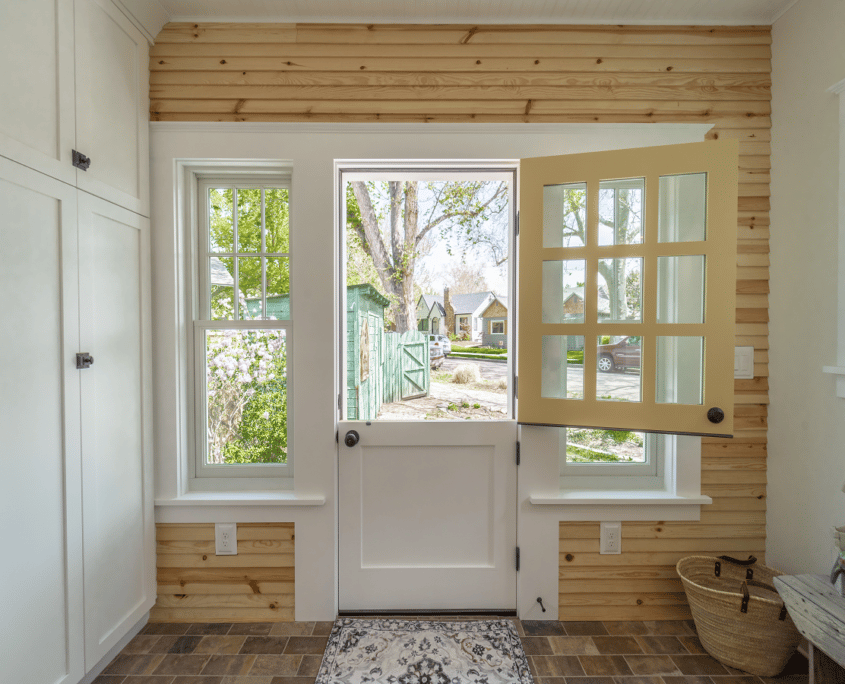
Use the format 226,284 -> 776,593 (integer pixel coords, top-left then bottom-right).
346,285 -> 430,420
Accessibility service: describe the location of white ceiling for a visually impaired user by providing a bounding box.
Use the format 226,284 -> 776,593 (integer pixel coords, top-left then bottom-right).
155,0 -> 798,26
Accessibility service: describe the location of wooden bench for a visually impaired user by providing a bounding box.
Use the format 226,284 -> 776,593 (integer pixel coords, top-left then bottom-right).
775,574 -> 845,684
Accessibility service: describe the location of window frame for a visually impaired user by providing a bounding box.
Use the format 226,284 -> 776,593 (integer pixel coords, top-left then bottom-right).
490,320 -> 505,335
192,176 -> 294,482
559,429 -> 663,488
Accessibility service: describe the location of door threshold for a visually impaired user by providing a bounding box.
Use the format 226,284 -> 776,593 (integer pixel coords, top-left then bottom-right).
337,609 -> 517,618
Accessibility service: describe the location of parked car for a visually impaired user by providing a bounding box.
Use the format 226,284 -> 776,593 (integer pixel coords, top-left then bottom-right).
430,345 -> 445,370
597,336 -> 641,372
428,334 -> 451,357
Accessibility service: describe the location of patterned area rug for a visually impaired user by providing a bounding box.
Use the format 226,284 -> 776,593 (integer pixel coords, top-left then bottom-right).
316,618 -> 534,684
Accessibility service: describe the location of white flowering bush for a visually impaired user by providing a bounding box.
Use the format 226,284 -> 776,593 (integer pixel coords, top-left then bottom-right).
206,305 -> 287,464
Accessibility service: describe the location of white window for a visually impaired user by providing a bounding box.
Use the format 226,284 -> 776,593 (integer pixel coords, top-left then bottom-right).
491,320 -> 504,334
193,179 -> 293,482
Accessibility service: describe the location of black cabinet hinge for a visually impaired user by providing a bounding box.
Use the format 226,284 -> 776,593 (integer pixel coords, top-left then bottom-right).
516,547 -> 520,572
72,150 -> 91,171
516,441 -> 521,466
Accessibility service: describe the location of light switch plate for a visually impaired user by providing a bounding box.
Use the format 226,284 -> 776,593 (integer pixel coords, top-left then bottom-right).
734,346 -> 754,379
215,523 -> 237,555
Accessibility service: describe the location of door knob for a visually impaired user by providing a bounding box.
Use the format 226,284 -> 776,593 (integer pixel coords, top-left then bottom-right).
707,407 -> 725,424
344,430 -> 360,447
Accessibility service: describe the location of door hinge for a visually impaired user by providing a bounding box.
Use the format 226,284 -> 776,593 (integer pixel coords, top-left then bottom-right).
72,150 -> 91,171
516,441 -> 521,466
514,211 -> 520,237
516,547 -> 521,572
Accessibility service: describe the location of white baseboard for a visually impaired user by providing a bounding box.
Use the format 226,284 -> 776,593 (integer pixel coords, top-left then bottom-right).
77,612 -> 149,684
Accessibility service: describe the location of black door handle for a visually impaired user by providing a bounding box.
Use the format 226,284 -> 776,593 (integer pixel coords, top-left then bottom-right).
344,430 -> 360,447
707,407 -> 725,424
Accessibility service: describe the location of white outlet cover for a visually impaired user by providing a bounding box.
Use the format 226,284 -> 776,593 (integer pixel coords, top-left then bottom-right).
600,521 -> 621,555
215,522 -> 237,555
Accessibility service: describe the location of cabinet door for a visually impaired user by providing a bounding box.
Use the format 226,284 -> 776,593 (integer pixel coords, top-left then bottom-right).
78,192 -> 154,667
0,157 -> 84,684
75,0 -> 150,216
0,0 -> 76,185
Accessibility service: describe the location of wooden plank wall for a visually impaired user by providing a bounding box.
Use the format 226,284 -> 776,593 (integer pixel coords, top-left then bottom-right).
150,23 -> 770,621
151,523 -> 295,622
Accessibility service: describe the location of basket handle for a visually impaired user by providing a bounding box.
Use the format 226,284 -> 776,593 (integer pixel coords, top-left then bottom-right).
714,555 -> 757,578
739,579 -> 789,620
719,555 -> 758,565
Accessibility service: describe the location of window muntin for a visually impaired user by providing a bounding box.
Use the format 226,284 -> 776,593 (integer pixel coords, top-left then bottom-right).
196,180 -> 292,477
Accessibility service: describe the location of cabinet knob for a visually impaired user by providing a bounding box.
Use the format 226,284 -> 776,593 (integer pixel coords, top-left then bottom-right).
76,353 -> 94,369
344,430 -> 360,447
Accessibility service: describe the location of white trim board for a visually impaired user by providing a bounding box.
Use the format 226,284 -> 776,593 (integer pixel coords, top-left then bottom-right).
150,121 -> 715,620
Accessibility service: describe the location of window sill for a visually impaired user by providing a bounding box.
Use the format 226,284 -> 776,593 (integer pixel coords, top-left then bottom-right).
155,491 -> 326,507
530,491 -> 711,505
528,490 -> 711,521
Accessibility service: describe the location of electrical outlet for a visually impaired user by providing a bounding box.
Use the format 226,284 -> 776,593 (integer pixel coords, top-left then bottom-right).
600,522 -> 621,554
215,523 -> 237,555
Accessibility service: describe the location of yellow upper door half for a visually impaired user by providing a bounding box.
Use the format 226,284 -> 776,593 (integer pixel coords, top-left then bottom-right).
518,140 -> 738,437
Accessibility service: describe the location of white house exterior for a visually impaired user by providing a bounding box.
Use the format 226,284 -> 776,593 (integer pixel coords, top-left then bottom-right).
417,290 -> 496,342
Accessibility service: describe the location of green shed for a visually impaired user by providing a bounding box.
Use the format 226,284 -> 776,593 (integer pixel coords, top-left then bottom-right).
346,284 -> 390,420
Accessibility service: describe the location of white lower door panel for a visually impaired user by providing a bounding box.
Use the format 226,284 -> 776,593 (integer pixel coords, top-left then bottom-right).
338,420 -> 518,611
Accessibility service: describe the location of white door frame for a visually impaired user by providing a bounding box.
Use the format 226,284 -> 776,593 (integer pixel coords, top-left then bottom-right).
336,164 -> 518,611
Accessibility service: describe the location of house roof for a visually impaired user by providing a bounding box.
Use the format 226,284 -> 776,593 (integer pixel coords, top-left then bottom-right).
481,294 -> 508,318
562,286 -> 611,314
210,257 -> 234,286
418,291 -> 495,316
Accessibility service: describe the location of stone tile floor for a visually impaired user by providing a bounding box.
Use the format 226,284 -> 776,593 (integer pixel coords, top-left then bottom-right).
92,619 -> 809,684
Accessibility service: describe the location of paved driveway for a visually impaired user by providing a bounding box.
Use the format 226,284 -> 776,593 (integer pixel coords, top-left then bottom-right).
443,357 -> 641,401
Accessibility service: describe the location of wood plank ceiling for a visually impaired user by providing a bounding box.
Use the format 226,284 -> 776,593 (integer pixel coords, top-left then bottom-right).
149,22 -> 770,621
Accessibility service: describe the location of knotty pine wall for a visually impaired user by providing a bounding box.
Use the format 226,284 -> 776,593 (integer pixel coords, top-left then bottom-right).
150,23 -> 770,621
151,523 -> 295,622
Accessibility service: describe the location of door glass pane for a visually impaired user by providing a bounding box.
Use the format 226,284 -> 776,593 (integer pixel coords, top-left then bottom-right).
656,336 -> 703,405
210,257 -> 235,320
343,175 -> 511,421
237,188 -> 262,253
566,428 -> 646,464
239,256 -> 262,319
657,255 -> 705,324
265,188 -> 290,253
208,188 -> 233,253
597,335 -> 641,402
544,182 -> 586,248
205,329 -> 288,465
598,258 -> 642,322
265,257 -> 291,321
659,173 -> 707,243
542,335 -> 584,399
598,178 -> 644,246
543,260 -> 586,324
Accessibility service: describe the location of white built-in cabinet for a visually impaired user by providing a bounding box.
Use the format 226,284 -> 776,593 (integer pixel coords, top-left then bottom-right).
0,0 -> 149,215
0,1 -> 154,683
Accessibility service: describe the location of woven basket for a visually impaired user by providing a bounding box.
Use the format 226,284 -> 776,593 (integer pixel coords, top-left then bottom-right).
677,555 -> 801,676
